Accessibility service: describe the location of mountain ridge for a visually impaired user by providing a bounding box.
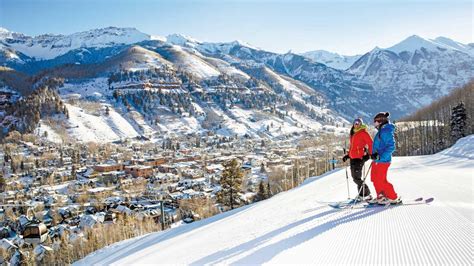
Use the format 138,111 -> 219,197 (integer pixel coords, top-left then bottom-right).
1,27 -> 473,141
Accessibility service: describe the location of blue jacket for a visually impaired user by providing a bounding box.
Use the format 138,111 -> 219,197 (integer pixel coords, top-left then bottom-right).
372,123 -> 396,163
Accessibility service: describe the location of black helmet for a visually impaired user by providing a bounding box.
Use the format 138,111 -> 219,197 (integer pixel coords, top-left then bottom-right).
374,112 -> 390,122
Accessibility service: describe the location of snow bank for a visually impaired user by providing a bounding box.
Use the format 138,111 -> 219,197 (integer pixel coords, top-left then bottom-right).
439,135 -> 474,159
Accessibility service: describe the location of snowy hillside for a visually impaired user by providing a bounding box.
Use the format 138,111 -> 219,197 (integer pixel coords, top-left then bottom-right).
77,136 -> 474,265
49,77 -> 345,143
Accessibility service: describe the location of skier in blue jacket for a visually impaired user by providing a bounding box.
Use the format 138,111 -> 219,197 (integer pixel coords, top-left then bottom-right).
370,112 -> 400,204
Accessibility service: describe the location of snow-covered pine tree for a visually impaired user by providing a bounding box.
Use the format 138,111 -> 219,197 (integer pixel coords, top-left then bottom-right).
217,159 -> 243,210
450,102 -> 467,142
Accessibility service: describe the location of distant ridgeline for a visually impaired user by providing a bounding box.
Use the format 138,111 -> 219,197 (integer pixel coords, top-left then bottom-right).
395,81 -> 473,156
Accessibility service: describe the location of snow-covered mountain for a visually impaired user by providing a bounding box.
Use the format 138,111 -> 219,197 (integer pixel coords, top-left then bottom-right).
300,50 -> 361,70
386,35 -> 474,55
1,35 -> 347,142
76,135 -> 474,265
348,35 -> 474,107
0,27 -> 150,60
1,27 -> 473,141
160,36 -> 393,119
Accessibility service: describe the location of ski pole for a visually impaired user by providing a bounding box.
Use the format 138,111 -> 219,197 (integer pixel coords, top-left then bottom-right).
343,148 -> 350,199
349,161 -> 373,208
362,162 -> 365,199
361,147 -> 368,198
358,162 -> 372,196
345,166 -> 350,199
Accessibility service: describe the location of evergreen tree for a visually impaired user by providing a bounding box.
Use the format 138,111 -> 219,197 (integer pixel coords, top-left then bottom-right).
450,102 -> 467,142
217,159 -> 243,210
0,176 -> 5,192
59,150 -> 64,167
10,160 -> 16,173
71,165 -> 77,180
256,180 -> 268,201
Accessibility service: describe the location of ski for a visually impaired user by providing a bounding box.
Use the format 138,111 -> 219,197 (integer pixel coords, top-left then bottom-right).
367,197 -> 422,206
328,197 -> 434,210
328,198 -> 363,209
328,199 -> 354,209
360,197 -> 434,209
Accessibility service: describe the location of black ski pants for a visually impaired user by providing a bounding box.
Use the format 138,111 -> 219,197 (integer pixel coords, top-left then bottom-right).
350,158 -> 370,197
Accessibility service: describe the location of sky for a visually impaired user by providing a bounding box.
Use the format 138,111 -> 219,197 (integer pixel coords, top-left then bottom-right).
0,0 -> 472,55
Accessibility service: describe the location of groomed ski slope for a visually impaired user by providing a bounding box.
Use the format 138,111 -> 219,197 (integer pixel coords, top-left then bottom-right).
77,136 -> 474,265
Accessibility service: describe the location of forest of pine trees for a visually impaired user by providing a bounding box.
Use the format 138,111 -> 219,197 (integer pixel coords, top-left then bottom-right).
395,81 -> 473,156
107,66 -> 329,124
1,86 -> 68,137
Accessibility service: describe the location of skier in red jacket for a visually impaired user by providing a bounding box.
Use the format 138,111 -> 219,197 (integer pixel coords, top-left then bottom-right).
342,118 -> 373,201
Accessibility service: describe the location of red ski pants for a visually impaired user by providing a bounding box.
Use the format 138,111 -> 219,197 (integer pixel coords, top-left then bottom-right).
371,162 -> 398,200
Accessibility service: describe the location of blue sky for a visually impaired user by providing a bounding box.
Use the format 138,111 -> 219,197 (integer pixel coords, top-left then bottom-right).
0,0 -> 472,55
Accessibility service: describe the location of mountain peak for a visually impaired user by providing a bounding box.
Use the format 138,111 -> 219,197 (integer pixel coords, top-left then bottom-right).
386,35 -> 439,53
166,34 -> 201,47
229,40 -> 259,50
386,34 -> 473,55
0,27 -> 15,40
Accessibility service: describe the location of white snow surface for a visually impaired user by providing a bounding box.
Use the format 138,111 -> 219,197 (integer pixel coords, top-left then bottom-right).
168,45 -> 220,79
65,104 -> 139,143
34,122 -> 63,143
76,135 -> 474,265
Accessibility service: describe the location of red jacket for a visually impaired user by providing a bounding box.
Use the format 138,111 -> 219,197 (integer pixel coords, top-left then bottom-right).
349,127 -> 373,159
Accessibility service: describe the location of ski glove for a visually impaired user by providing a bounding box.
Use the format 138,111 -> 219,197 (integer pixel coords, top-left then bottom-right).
370,152 -> 379,160
362,154 -> 370,162
342,155 -> 350,162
